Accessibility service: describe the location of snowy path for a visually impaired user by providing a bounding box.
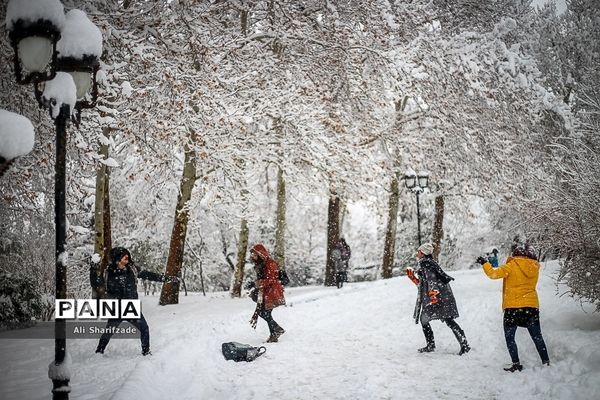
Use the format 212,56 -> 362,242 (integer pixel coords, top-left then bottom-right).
1,261 -> 600,399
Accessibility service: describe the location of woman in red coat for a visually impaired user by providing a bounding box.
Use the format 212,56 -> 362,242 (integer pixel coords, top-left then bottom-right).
249,243 -> 286,342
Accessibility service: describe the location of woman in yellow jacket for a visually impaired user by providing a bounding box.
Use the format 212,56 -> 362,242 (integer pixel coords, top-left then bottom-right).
477,246 -> 550,372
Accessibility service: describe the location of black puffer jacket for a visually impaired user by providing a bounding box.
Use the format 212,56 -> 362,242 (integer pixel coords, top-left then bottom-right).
413,255 -> 459,324
90,247 -> 164,299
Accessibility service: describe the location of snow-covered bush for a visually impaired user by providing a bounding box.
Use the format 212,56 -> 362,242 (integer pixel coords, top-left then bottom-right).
0,272 -> 53,329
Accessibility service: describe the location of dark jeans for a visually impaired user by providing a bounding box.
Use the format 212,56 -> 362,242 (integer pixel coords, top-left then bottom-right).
503,308 -> 549,364
422,318 -> 468,346
259,308 -> 283,335
96,313 -> 150,353
336,271 -> 347,288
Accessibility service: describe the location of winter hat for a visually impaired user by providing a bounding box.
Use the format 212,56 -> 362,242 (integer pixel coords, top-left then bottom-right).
417,243 -> 434,256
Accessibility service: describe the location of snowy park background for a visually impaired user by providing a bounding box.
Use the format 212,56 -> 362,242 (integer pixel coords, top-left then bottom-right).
1,261 -> 600,400
1,0 -> 600,399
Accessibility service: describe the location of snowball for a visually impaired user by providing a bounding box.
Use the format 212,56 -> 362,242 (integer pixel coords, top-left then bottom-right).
6,0 -> 65,31
91,253 -> 101,263
56,9 -> 103,58
0,108 -> 35,160
42,72 -> 77,119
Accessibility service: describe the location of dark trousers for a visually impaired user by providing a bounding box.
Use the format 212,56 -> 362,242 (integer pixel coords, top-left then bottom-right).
336,271 -> 347,288
422,318 -> 467,346
96,313 -> 150,353
503,308 -> 549,364
259,308 -> 283,335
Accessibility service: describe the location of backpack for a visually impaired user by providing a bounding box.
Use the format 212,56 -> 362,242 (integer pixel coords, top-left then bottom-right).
340,243 -> 351,262
221,342 -> 266,362
278,270 -> 290,286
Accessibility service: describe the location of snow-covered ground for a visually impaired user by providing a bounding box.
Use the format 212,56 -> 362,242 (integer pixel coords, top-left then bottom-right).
1,260 -> 599,400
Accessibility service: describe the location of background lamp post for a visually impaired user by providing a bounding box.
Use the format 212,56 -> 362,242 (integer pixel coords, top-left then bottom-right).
403,169 -> 429,245
7,2 -> 103,399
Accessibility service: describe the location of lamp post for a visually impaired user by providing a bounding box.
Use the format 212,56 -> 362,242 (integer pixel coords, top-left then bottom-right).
7,2 -> 102,399
403,169 -> 429,245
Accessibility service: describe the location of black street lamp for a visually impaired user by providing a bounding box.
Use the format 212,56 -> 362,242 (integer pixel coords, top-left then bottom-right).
6,2 -> 102,399
403,169 -> 429,245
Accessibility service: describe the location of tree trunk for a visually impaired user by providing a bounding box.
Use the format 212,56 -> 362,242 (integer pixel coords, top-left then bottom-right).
382,175 -> 400,279
325,192 -> 340,286
231,217 -> 249,298
432,195 -> 445,260
103,168 -> 112,262
274,167 -> 286,270
338,200 -> 347,238
92,128 -> 111,299
160,130 -> 198,305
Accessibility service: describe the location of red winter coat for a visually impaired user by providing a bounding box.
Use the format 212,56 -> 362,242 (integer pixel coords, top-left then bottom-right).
251,244 -> 286,310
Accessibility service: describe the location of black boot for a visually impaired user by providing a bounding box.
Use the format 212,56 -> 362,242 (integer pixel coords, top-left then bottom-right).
458,342 -> 471,356
503,363 -> 523,372
418,343 -> 435,353
266,327 -> 285,343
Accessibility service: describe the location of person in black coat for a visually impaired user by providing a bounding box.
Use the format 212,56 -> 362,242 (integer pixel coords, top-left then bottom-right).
407,243 -> 470,355
90,247 -> 177,356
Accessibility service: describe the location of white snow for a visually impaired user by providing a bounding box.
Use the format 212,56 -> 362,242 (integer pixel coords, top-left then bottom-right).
99,157 -> 119,168
5,0 -> 65,31
57,251 -> 68,266
47,352 -> 71,381
0,108 -> 35,160
42,72 -> 77,119
70,225 -> 89,235
56,9 -> 103,59
91,253 -> 101,264
0,261 -> 598,399
121,81 -> 133,98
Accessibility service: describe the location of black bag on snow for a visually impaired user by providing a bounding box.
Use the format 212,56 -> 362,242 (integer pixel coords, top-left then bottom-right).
222,342 -> 266,362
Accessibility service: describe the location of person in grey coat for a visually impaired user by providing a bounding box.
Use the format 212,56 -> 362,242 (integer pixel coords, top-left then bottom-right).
406,243 -> 470,355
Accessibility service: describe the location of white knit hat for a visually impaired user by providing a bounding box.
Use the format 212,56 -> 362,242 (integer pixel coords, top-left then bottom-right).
417,243 -> 434,255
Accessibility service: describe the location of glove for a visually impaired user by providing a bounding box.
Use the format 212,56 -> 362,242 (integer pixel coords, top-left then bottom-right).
164,275 -> 180,284
249,311 -> 259,329
428,289 -> 440,305
406,268 -> 419,285
476,256 -> 487,265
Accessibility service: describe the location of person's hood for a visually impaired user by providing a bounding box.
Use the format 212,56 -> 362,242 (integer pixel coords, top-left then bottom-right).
250,243 -> 270,260
512,256 -> 540,278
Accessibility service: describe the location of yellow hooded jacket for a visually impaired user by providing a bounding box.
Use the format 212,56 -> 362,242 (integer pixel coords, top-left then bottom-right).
483,256 -> 540,310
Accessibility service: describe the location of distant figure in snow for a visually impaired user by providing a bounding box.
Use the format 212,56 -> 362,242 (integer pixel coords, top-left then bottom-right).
248,243 -> 286,343
90,247 -> 178,356
477,243 -> 550,372
488,248 -> 499,268
332,238 -> 351,288
407,243 -> 470,355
